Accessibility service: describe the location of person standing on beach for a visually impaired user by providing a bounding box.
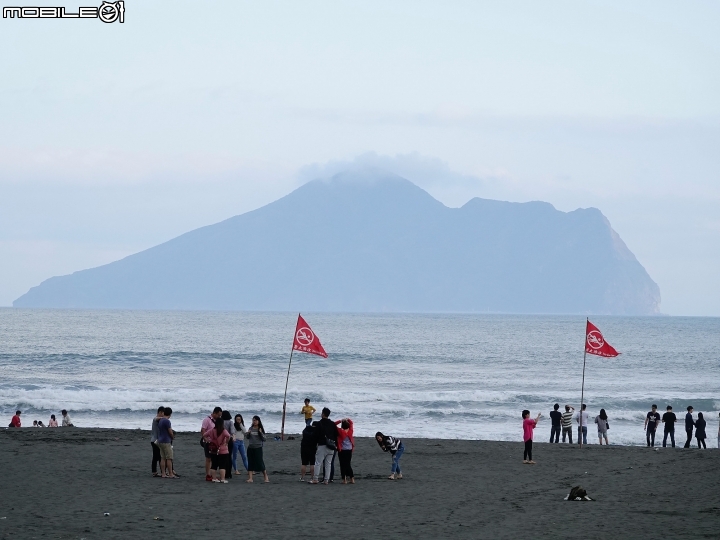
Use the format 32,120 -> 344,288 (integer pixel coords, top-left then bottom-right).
157,407 -> 176,478
9,411 -> 21,427
232,414 -> 248,474
595,409 -> 609,445
204,417 -> 231,483
300,421 -> 317,481
695,412 -> 707,449
245,416 -> 269,483
335,417 -> 355,484
662,406 -> 677,448
150,406 -> 165,477
644,404 -> 660,447
48,414 -> 58,427
575,404 -> 589,445
683,406 -> 695,448
561,405 -> 574,443
717,413 -> 720,449
221,410 -> 235,479
201,407 -> 223,481
375,431 -> 405,480
310,408 -> 338,485
61,410 -> 73,427
301,399 -> 316,427
522,410 -> 541,463
549,404 -> 562,443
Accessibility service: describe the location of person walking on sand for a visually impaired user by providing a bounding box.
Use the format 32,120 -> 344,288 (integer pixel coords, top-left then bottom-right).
683,406 -> 695,448
644,404 -> 660,447
61,410 -> 73,427
549,404 -> 562,443
595,409 -> 609,445
48,414 -> 58,427
561,405 -> 574,443
204,417 -> 231,483
9,410 -> 21,428
522,410 -> 541,463
232,414 -> 248,474
157,407 -> 176,478
245,416 -> 269,483
375,431 -> 404,480
662,405 -> 677,448
310,408 -> 338,485
695,412 -> 707,449
301,398 -> 316,427
575,404 -> 589,445
150,406 -> 165,477
300,421 -> 318,481
335,417 -> 355,484
201,407 -> 223,481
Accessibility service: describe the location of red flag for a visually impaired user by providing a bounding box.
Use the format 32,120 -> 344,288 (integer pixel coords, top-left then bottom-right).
292,314 -> 328,358
585,320 -> 620,358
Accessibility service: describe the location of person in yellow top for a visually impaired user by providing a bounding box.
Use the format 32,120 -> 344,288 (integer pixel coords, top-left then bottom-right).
301,399 -> 316,427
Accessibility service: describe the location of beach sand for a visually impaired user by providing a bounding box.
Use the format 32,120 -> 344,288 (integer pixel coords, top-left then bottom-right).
1,428 -> 718,539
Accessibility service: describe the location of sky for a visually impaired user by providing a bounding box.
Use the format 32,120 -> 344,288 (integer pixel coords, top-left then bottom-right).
1,0 -> 719,315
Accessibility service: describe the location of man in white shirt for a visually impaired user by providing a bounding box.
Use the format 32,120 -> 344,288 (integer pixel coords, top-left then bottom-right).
575,404 -> 589,445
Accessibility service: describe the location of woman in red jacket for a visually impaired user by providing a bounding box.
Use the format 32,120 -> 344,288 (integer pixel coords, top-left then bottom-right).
335,418 -> 355,484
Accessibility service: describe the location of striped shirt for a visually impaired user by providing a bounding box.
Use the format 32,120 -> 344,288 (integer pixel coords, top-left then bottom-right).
561,411 -> 574,428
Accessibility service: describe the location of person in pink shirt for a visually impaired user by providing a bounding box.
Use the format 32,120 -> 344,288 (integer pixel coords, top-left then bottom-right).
204,417 -> 231,483
200,407 -> 223,481
335,417 -> 355,484
522,409 -> 542,464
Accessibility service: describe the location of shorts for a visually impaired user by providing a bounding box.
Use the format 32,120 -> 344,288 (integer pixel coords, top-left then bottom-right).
202,441 -> 213,459
301,447 -> 315,466
210,453 -> 230,470
158,442 -> 173,460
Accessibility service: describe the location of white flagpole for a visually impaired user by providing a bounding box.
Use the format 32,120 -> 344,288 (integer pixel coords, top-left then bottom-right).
280,313 -> 299,441
579,317 -> 588,448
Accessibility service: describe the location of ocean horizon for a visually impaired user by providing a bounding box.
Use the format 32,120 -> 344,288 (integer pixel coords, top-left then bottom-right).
1,308 -> 717,446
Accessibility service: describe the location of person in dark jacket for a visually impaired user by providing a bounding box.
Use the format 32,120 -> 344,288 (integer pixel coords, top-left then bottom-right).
300,422 -> 317,481
376,431 -> 404,480
695,412 -> 707,449
683,406 -> 695,448
309,408 -> 338,485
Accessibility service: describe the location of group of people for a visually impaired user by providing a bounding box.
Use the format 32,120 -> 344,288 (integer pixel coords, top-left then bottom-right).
522,402 -> 719,464
148,398 -> 405,485
8,409 -> 73,428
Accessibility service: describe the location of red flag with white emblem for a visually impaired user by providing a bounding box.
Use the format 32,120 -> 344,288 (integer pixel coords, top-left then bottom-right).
585,320 -> 620,358
292,314 -> 328,358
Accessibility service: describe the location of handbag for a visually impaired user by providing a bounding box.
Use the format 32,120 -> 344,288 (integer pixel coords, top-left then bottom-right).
606,421 -> 610,430
325,438 -> 337,450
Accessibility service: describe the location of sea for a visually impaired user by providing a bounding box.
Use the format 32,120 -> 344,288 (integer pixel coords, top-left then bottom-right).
1,309 -> 718,447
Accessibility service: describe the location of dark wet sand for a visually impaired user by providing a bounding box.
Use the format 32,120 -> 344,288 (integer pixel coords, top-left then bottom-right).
1,428 -> 718,539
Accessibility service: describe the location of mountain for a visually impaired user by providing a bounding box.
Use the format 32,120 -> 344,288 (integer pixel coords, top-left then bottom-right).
13,170 -> 661,314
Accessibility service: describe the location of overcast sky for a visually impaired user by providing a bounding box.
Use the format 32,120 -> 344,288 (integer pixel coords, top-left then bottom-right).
1,0 -> 719,315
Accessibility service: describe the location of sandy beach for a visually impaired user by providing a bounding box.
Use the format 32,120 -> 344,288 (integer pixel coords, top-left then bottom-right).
1,428 -> 718,539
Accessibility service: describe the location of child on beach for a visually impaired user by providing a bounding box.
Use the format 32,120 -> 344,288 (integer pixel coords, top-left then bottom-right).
301,399 -> 316,427
375,432 -> 404,480
48,414 -> 58,427
522,410 -> 541,464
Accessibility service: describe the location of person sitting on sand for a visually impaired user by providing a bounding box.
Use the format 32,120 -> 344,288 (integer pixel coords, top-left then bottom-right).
61,410 -> 73,427
522,409 -> 541,464
32,420 -> 38,427
335,417 -> 355,484
37,420 -> 45,427
301,398 -> 316,427
151,406 -> 165,477
561,405 -> 574,443
300,421 -> 317,482
9,410 -> 21,428
595,409 -> 609,445
245,415 -> 269,483
683,406 -> 695,448
695,412 -> 707,449
157,407 -> 176,478
48,414 -> 58,427
644,404 -> 660,447
205,417 -> 231,483
375,431 -> 404,480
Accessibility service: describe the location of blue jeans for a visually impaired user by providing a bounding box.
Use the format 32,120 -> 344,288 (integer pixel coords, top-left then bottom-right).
305,418 -> 312,427
663,429 -> 675,447
391,443 -> 404,474
550,425 -> 560,443
232,439 -> 248,471
578,426 -> 587,444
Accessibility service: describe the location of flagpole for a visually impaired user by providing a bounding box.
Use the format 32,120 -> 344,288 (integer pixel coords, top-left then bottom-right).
579,317 -> 588,449
280,313 -> 300,442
